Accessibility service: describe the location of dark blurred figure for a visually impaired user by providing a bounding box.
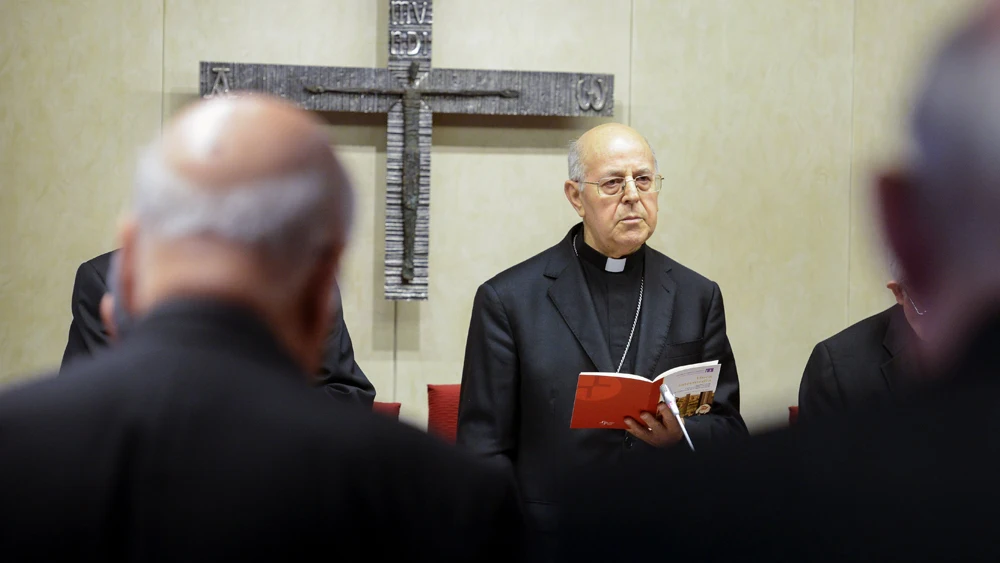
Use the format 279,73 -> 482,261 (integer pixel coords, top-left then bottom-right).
60,249 -> 376,407
797,258 -> 925,420
556,2 -> 1000,561
0,94 -> 523,562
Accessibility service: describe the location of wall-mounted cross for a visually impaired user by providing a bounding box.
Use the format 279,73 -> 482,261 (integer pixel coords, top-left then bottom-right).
201,0 -> 614,300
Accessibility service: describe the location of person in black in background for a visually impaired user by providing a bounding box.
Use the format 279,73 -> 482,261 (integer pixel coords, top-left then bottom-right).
60,248 -> 375,407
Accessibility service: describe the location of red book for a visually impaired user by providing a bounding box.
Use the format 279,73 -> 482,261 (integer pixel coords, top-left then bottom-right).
569,361 -> 721,429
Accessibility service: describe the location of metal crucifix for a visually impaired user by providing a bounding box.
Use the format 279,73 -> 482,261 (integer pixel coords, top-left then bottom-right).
200,0 -> 614,300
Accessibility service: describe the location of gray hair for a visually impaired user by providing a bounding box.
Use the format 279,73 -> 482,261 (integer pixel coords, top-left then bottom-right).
908,17 -> 1000,253
567,138 -> 587,182
131,142 -> 353,288
567,135 -> 660,186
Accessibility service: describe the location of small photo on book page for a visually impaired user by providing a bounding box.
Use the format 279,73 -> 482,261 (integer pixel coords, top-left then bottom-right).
660,362 -> 720,417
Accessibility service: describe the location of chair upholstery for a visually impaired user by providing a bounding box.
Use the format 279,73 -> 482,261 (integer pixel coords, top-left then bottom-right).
373,401 -> 401,419
427,384 -> 461,443
788,405 -> 799,425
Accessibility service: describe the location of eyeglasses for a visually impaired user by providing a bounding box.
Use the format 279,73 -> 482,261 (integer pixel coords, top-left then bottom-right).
579,174 -> 664,197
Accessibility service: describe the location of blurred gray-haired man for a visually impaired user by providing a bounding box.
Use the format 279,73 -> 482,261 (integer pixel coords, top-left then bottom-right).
0,93 -> 524,562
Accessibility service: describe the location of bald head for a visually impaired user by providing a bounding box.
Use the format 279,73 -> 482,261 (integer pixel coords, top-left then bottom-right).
120,94 -> 354,373
132,94 -> 352,256
162,95 -> 339,191
568,123 -> 658,182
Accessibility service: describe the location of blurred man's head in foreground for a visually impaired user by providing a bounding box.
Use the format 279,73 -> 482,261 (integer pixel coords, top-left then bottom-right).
878,0 -> 1000,367
115,93 -> 353,374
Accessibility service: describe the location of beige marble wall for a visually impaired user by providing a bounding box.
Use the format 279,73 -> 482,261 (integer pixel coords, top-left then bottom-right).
0,0 -> 981,431
0,0 -> 163,381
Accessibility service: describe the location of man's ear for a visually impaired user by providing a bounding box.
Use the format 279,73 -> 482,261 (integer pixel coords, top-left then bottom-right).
297,245 -> 343,375
565,181 -> 585,218
886,280 -> 906,306
100,293 -> 118,341
117,217 -> 139,316
876,170 -> 931,296
299,245 -> 342,343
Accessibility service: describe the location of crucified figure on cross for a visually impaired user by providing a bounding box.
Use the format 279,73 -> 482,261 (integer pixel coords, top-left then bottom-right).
305,61 -> 520,282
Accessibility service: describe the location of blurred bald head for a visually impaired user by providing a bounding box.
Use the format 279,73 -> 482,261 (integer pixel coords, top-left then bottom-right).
134,94 -> 352,250
117,93 -> 353,373
878,0 -> 1000,364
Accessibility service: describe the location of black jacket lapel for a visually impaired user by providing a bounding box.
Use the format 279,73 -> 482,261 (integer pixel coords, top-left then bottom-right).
633,248 -> 676,379
881,355 -> 904,392
881,304 -> 914,391
546,229 -> 615,374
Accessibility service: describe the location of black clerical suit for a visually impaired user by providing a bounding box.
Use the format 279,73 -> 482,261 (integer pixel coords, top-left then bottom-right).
457,224 -> 747,535
1,298 -> 524,562
798,304 -> 916,421
555,309 -> 1000,563
60,250 -> 376,407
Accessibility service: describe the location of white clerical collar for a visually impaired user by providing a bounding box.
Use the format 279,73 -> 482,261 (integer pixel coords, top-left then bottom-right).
573,233 -> 644,274
605,257 -> 626,273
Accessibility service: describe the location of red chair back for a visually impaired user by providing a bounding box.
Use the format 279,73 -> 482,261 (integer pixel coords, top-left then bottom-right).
788,406 -> 799,425
427,384 -> 461,443
373,401 -> 401,419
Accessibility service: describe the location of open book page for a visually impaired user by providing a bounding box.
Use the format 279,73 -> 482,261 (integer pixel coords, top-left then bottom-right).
652,360 -> 720,383
569,360 -> 721,429
656,361 -> 721,417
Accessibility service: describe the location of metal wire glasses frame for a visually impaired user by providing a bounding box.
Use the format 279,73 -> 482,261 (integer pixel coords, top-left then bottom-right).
579,174 -> 664,197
